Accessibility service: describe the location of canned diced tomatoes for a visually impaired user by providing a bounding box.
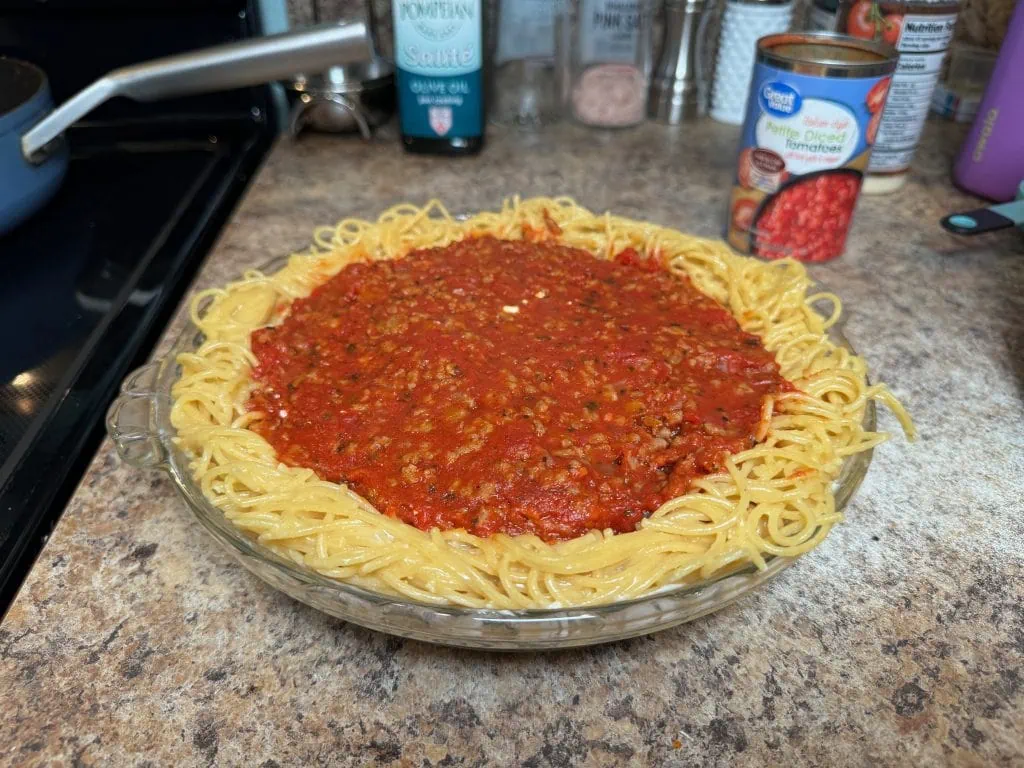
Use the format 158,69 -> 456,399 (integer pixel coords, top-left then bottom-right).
726,32 -> 897,261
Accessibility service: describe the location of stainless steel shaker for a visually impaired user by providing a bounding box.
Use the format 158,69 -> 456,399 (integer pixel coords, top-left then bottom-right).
648,0 -> 707,123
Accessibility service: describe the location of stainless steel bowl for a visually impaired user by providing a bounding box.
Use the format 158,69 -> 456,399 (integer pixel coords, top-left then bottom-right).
287,56 -> 395,137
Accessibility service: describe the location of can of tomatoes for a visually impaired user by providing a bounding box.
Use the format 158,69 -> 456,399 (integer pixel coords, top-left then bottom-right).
727,32 -> 898,261
838,0 -> 961,194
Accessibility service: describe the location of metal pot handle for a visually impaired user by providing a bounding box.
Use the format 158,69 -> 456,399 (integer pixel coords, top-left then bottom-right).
22,21 -> 371,163
105,362 -> 171,471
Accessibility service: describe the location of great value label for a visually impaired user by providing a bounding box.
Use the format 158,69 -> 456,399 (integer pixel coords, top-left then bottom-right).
727,61 -> 892,261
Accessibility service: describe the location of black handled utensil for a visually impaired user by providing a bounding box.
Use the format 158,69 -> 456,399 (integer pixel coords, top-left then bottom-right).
941,186 -> 1024,236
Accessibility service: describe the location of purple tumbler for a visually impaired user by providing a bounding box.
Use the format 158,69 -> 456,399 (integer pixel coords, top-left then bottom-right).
953,0 -> 1024,202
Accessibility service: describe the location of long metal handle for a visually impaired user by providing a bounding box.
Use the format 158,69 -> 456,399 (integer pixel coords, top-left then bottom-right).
22,21 -> 371,162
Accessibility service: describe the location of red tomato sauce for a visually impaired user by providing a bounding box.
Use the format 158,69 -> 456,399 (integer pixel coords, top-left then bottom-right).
248,237 -> 791,541
754,172 -> 861,262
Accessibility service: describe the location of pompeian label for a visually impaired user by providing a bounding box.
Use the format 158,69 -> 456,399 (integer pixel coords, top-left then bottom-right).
393,0 -> 483,138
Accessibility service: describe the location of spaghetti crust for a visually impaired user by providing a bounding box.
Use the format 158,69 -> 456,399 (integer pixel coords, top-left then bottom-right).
170,197 -> 914,609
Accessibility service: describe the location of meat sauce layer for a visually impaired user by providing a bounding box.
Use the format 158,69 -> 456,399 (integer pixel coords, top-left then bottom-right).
249,237 -> 790,541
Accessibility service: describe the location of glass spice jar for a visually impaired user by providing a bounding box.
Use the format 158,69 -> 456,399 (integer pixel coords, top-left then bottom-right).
489,0 -> 561,126
556,0 -> 655,127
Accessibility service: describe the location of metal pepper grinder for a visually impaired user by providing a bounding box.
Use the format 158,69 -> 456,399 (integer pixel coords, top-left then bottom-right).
648,0 -> 707,123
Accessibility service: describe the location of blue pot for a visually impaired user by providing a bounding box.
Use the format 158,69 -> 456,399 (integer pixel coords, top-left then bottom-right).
0,59 -> 69,236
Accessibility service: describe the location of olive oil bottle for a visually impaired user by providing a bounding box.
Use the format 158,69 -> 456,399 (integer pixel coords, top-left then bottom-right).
392,0 -> 485,155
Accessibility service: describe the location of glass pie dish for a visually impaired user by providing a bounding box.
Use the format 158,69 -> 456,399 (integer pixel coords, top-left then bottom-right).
106,257 -> 876,650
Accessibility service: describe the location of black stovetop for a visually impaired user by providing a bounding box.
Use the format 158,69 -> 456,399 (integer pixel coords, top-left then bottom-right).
0,0 -> 279,611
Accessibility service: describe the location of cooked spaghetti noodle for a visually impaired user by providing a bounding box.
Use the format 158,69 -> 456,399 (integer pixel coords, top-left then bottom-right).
170,197 -> 914,608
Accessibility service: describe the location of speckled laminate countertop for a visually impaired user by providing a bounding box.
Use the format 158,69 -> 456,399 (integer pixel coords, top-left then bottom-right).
2,120 -> 1022,767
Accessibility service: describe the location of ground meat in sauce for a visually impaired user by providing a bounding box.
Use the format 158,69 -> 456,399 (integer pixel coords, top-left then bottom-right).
248,236 -> 791,541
